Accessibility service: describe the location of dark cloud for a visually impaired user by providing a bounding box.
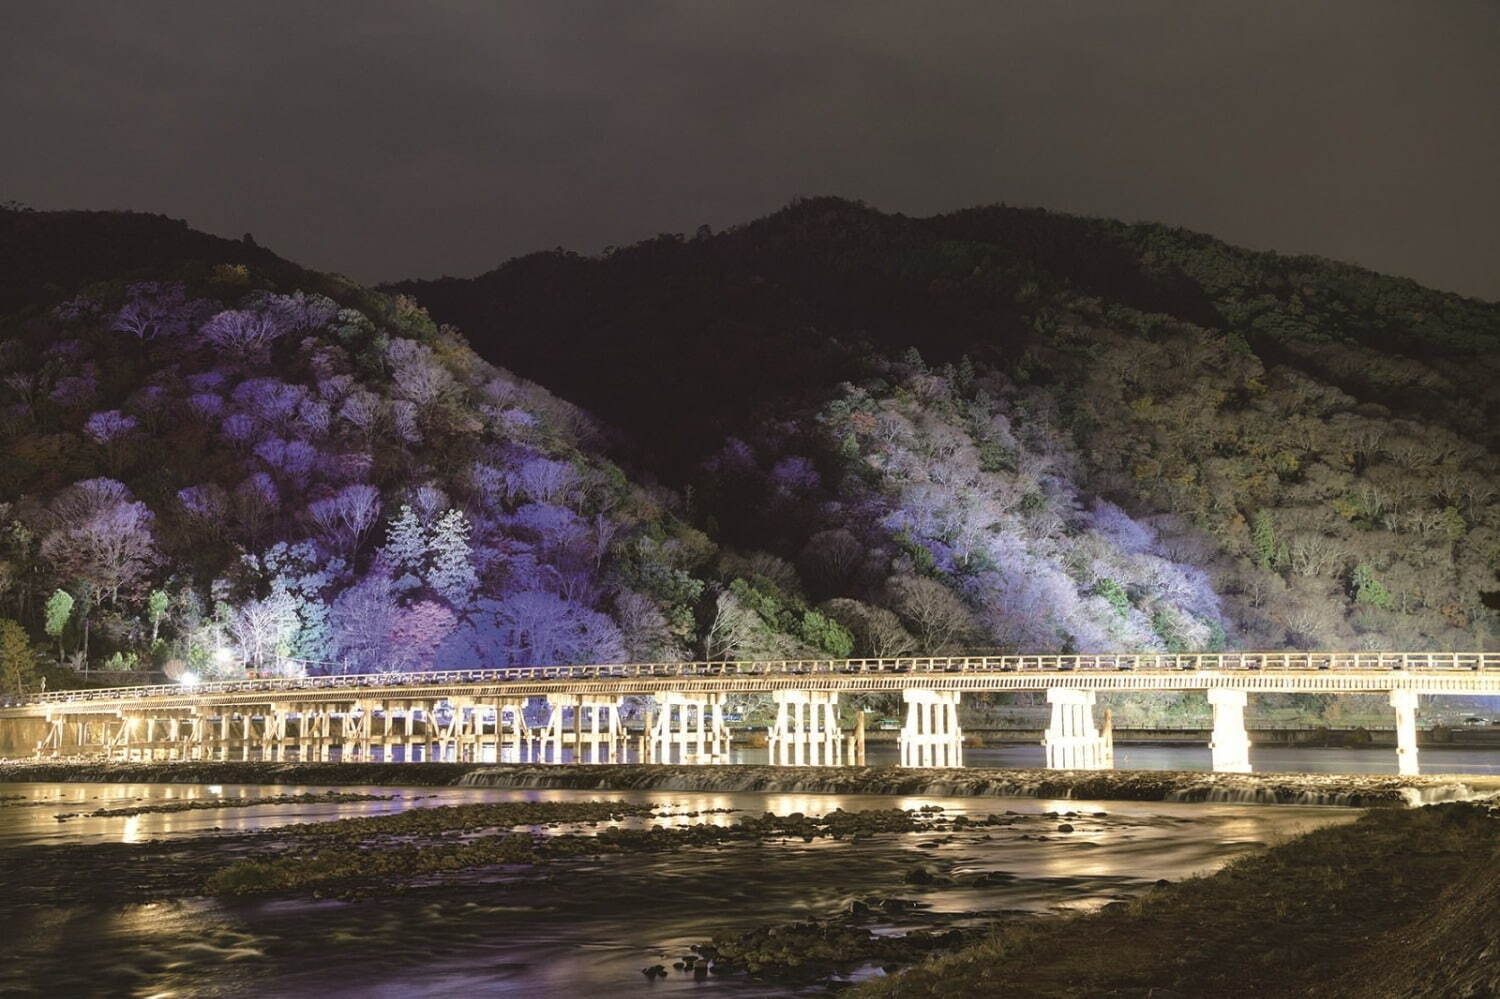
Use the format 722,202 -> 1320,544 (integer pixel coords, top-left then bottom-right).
3,1 -> 1497,298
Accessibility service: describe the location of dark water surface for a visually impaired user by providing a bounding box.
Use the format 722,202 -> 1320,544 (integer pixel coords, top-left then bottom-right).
0,773 -> 1368,998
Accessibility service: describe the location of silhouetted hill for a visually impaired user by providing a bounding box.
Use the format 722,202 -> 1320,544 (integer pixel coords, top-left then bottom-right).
0,208 -> 297,315
392,197 -> 1500,477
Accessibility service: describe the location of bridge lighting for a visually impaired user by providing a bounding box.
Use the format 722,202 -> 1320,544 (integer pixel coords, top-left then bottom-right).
179,671 -> 200,687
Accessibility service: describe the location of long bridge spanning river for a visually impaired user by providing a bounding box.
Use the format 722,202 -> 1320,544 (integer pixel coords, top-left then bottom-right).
5,651 -> 1498,775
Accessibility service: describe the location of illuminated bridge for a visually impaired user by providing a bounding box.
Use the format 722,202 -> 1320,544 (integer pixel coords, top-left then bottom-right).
4,651 -> 1498,776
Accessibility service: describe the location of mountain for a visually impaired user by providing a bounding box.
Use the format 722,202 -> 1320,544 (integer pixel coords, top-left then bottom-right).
0,198 -> 1494,716
393,197 -> 1500,659
0,206 -> 721,687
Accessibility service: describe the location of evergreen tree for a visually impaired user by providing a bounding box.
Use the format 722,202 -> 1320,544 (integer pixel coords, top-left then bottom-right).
0,619 -> 37,697
380,504 -> 427,592
44,589 -> 73,660
427,509 -> 478,608
1251,511 -> 1279,570
1351,564 -> 1393,609
147,589 -> 170,643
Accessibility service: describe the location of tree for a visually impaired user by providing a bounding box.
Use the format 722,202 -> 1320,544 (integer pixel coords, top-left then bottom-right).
1094,578 -> 1130,619
83,409 -> 137,445
821,598 -> 917,658
200,308 -> 289,357
702,589 -> 799,662
884,575 -> 976,653
41,479 -> 157,606
798,529 -> 865,594
44,589 -> 72,660
379,504 -> 427,591
800,608 -> 853,658
439,591 -> 626,668
386,600 -> 456,671
427,509 -> 478,608
1351,564 -> 1393,610
228,592 -> 298,671
1251,510 -> 1279,570
306,484 -> 381,558
330,571 -> 399,671
0,619 -> 37,698
614,590 -> 683,662
146,589 -> 170,643
386,337 -> 454,406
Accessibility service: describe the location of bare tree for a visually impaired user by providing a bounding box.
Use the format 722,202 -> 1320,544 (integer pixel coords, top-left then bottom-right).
883,575 -> 976,654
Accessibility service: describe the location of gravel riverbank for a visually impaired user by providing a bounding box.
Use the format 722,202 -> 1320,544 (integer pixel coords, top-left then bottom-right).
851,800 -> 1500,998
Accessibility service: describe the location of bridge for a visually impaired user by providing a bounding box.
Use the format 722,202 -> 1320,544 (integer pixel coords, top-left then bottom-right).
5,651 -> 1498,776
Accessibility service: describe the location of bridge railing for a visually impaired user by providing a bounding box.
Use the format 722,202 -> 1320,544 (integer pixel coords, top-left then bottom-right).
22,651 -> 1500,706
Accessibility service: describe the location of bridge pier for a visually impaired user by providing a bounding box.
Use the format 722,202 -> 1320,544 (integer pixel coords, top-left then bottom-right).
767,690 -> 842,766
1043,688 -> 1112,770
899,689 -> 963,768
648,691 -> 729,764
1208,688 -> 1252,773
1390,689 -> 1419,776
576,697 -> 627,763
497,699 -> 532,762
540,695 -> 574,763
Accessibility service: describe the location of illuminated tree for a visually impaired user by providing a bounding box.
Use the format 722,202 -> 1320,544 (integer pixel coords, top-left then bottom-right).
306,484 -> 381,559
379,504 -> 427,591
146,589 -> 169,643
0,619 -> 37,698
44,589 -> 72,659
427,509 -> 478,608
40,478 -> 157,607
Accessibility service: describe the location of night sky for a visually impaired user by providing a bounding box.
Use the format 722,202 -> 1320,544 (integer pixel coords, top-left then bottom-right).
4,1 -> 1497,299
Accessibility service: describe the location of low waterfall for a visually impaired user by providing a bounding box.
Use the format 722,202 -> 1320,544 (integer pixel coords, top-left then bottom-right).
454,764 -> 1483,808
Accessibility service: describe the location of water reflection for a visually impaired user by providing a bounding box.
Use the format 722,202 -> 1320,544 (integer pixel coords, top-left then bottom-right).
2,780 -> 1364,998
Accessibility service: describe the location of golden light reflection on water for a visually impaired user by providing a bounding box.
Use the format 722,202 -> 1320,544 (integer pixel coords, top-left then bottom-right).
5,779 -> 1374,999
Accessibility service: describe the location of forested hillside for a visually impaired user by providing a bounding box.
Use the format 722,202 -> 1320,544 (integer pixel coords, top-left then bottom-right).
1,198 -> 1494,704
0,208 -> 718,688
396,198 -> 1500,658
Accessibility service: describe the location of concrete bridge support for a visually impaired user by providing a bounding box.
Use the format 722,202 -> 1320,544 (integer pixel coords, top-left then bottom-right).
648,691 -> 729,764
1043,688 -> 1113,770
899,689 -> 964,768
539,695 -> 575,763
1208,688 -> 1252,773
575,697 -> 627,763
767,690 -> 842,766
494,699 -> 531,763
1390,689 -> 1419,776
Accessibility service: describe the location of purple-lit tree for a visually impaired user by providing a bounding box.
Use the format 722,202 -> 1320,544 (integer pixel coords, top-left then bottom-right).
40,478 -> 157,607
306,484 -> 381,559
201,309 -> 289,358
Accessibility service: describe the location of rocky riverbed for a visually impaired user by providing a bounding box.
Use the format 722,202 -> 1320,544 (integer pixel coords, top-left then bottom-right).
4,758 -> 1495,807
0,775 -> 1380,996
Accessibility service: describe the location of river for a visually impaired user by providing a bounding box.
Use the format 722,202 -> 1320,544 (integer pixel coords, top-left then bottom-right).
0,758 -> 1395,997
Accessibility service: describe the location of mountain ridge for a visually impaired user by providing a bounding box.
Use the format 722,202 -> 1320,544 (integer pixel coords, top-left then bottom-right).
0,201 -> 1493,720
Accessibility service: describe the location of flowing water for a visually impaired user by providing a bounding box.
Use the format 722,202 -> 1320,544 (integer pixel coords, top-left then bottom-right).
771,742 -> 1500,775
0,770 -> 1371,998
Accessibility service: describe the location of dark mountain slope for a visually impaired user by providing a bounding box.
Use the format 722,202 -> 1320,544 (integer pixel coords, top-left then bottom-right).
0,208 -> 298,315
394,198 -> 1499,477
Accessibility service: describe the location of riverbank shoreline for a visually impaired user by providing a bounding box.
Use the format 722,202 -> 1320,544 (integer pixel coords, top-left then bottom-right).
4,760 -> 1498,807
849,800 -> 1500,998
